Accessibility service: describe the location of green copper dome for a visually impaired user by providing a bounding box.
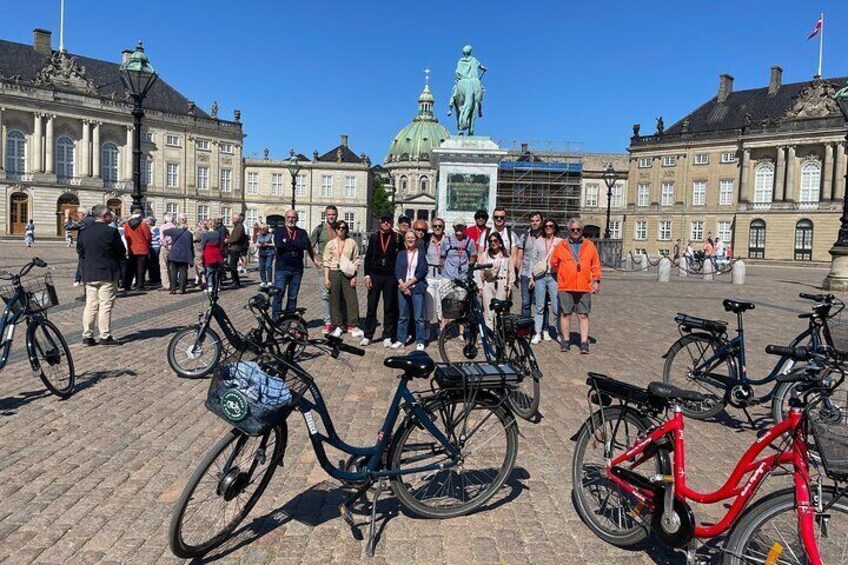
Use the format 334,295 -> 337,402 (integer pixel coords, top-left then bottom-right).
386,83 -> 450,163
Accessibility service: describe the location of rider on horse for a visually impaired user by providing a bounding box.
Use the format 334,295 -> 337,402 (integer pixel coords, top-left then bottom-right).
449,45 -> 487,134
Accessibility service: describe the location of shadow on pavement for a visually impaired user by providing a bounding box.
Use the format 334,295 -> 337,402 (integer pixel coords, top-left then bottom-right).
0,388 -> 50,415
117,326 -> 182,343
74,368 -> 138,396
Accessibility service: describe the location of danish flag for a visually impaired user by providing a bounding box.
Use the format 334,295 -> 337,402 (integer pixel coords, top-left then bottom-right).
807,16 -> 823,40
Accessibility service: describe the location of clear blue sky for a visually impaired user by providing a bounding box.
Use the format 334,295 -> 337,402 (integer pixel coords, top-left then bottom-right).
3,1 -> 846,163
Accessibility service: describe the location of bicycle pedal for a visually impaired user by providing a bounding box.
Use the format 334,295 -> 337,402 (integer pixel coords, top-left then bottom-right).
339,504 -> 355,526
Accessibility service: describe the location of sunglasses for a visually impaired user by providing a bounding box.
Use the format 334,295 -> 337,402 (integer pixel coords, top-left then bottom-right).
493,216 -> 506,220
489,239 -> 500,244
414,228 -> 426,232
380,219 -> 392,224
545,224 -> 555,228
337,226 -> 349,231
569,228 -> 582,232
433,225 -> 444,229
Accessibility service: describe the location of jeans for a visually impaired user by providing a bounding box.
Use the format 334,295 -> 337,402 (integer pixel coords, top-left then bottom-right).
168,261 -> 189,292
205,265 -> 221,291
362,273 -> 399,341
397,291 -> 425,344
258,253 -> 274,284
147,248 -> 161,286
227,249 -> 241,287
534,273 -> 559,336
273,269 -> 303,317
316,266 -> 331,324
520,275 -> 533,318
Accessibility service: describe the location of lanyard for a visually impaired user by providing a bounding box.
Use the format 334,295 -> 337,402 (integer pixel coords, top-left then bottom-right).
406,249 -> 418,281
431,236 -> 442,260
286,226 -> 297,241
335,239 -> 345,260
379,231 -> 392,254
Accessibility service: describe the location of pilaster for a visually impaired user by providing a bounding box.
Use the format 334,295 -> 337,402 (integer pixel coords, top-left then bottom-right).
125,125 -> 133,182
81,120 -> 90,177
32,113 -> 43,173
738,148 -> 750,207
92,122 -> 101,179
824,142 -> 835,201
785,145 -> 796,202
775,146 -> 786,201
834,141 -> 845,201
45,114 -> 54,174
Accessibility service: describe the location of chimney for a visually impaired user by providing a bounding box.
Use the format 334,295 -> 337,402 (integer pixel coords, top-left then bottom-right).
717,73 -> 734,104
341,134 -> 349,148
768,66 -> 783,96
121,49 -> 133,65
520,143 -> 529,153
33,28 -> 52,55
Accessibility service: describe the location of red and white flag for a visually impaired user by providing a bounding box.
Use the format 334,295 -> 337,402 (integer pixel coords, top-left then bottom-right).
808,15 -> 823,40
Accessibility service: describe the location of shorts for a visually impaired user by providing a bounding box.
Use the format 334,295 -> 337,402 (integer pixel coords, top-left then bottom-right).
558,291 -> 591,315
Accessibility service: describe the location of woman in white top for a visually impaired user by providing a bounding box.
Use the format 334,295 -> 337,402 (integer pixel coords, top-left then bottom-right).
528,219 -> 562,343
475,232 -> 514,330
323,220 -> 363,338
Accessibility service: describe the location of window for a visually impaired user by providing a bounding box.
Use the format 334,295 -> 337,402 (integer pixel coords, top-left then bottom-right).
691,220 -> 704,241
719,180 -> 734,205
658,220 -> 672,241
692,181 -> 707,206
142,131 -> 154,143
694,154 -> 709,165
221,206 -> 231,224
748,219 -> 766,259
420,176 -> 429,192
245,209 -> 259,228
662,155 -> 677,167
609,220 -> 621,239
101,142 -> 119,182
585,184 -> 599,207
271,173 -> 283,195
166,202 -> 179,216
794,220 -> 813,261
296,174 -> 307,196
141,159 -> 153,188
320,211 -> 326,223
717,220 -> 732,243
661,182 -> 674,206
800,162 -> 821,205
610,184 -> 623,208
399,175 -> 408,192
220,143 -> 233,154
344,212 -> 356,227
167,163 -> 180,188
55,136 -> 74,180
296,209 -> 306,229
197,166 -> 209,190
638,157 -> 652,168
344,176 -> 357,198
5,130 -> 26,174
321,174 -> 333,197
636,183 -> 650,207
197,205 -> 210,222
220,169 -> 232,192
754,164 -> 774,206
634,220 -> 647,240
166,134 -> 180,147
196,139 -> 210,151
247,172 -> 259,195
721,151 -> 737,164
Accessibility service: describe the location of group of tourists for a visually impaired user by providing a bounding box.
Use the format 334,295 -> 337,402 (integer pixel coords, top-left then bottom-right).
675,234 -> 732,270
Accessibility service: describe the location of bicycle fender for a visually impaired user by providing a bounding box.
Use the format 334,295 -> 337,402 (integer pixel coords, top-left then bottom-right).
24,320 -> 41,372
662,332 -> 717,359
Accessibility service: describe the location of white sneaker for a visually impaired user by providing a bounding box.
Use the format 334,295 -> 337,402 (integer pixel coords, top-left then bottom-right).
382,338 -> 393,348
389,341 -> 404,349
349,328 -> 364,338
531,333 -> 542,345
360,338 -> 371,346
73,281 -> 80,288
542,332 -> 553,341
416,343 -> 425,352
330,327 -> 343,338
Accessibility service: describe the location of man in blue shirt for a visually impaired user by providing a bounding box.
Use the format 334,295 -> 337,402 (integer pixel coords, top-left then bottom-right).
272,210 -> 317,318
440,218 -> 478,282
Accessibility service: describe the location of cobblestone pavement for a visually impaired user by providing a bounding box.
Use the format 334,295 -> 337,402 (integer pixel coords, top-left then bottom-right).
0,241 -> 841,564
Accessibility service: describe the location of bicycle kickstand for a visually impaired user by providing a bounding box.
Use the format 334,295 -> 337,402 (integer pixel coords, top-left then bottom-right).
741,407 -> 756,430
365,478 -> 388,557
339,479 -> 373,528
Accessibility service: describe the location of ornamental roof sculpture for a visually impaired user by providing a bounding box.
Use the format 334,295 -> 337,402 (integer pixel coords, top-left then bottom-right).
33,50 -> 98,94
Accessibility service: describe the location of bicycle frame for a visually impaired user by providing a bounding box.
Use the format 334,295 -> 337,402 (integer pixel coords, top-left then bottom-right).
606,407 -> 822,561
0,285 -> 40,371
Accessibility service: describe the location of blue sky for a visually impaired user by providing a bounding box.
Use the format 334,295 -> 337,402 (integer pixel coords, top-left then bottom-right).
2,1 -> 846,163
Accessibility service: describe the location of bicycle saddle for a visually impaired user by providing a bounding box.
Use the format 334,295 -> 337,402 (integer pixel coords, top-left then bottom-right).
722,299 -> 755,313
259,286 -> 283,297
490,299 -> 513,313
384,351 -> 435,379
647,382 -> 706,403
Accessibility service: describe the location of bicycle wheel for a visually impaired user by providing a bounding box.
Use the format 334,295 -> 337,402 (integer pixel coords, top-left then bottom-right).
503,336 -> 541,420
571,405 -> 669,547
169,425 -> 285,558
27,318 -> 75,398
167,326 -> 222,378
275,316 -> 308,360
438,319 -> 481,364
662,334 -> 730,419
389,394 -> 518,519
723,487 -> 848,564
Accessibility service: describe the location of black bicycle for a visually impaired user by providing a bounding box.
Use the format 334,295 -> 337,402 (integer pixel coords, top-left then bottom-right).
0,258 -> 74,397
437,264 -> 541,420
167,266 -> 308,378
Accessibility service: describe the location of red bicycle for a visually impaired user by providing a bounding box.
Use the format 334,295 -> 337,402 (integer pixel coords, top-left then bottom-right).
571,345 -> 848,564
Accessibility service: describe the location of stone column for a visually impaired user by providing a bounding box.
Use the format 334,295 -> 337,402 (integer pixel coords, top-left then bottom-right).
81,120 -> 90,177
775,146 -> 786,202
92,122 -> 101,179
125,125 -> 133,182
834,142 -> 846,201
0,107 -> 4,171
824,143 -> 835,201
785,146 -> 796,202
32,113 -> 43,173
739,148 -> 751,207
45,114 -> 54,174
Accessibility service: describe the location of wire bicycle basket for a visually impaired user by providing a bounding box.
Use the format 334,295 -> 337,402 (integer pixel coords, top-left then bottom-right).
0,273 -> 58,314
809,404 -> 848,481
826,305 -> 848,354
441,283 -> 468,319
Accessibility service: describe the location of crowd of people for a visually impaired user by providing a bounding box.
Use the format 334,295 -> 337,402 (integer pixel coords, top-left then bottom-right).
674,234 -> 733,270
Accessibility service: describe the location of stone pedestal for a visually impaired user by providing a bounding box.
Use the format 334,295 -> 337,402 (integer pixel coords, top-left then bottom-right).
657,257 -> 671,282
678,260 -> 688,277
823,245 -> 848,291
703,260 -> 714,281
433,137 -> 506,227
624,254 -> 633,271
732,260 -> 746,285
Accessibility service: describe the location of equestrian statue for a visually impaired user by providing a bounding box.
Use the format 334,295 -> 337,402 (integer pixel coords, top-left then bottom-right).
448,45 -> 487,136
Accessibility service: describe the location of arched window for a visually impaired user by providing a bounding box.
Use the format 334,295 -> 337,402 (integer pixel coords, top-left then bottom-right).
56,136 -> 74,181
419,175 -> 429,192
748,219 -> 766,259
753,164 -> 774,205
101,142 -> 119,182
799,162 -> 821,204
5,130 -> 26,174
399,175 -> 408,193
794,219 -> 813,261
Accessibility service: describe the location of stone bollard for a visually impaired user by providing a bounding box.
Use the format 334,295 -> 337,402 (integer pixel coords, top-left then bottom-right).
678,259 -> 688,277
732,260 -> 746,285
658,257 -> 671,282
703,259 -> 714,281
625,254 -> 633,271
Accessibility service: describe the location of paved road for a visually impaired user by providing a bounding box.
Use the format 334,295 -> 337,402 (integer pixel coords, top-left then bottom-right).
0,241 -> 840,564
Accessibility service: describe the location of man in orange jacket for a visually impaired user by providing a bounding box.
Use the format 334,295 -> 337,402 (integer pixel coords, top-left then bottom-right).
549,218 -> 601,353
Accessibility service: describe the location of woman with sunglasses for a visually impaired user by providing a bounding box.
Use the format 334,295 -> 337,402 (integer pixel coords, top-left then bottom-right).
323,220 -> 364,339
390,230 -> 429,350
476,231 -> 514,330
527,219 -> 562,344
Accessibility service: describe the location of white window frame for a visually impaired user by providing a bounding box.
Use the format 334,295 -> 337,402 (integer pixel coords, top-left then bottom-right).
691,220 -> 704,241
721,151 -> 737,164
245,209 -> 259,228
296,174 -> 307,196
101,142 -> 119,182
662,155 -> 677,167
321,174 -> 333,197
754,164 -> 774,206
637,157 -> 652,168
196,139 -> 210,151
800,162 -> 821,204
344,211 -> 355,226
247,172 -> 259,195
165,202 -> 179,216
197,204 -> 210,222
344,175 -> 357,198
141,159 -> 153,188
692,181 -> 707,206
719,180 -> 734,205
5,130 -> 26,173
609,220 -> 621,239
220,169 -> 232,192
165,134 -> 181,147
585,184 -> 599,207
634,220 -> 647,241
693,153 -> 709,165
420,175 -> 429,192
166,162 -> 180,188
142,131 -> 154,143
197,166 -> 209,190
56,136 -> 75,180
637,183 -> 650,207
717,220 -> 732,243
661,182 -> 674,207
271,173 -> 283,196
658,220 -> 672,241
220,143 -> 233,154
221,206 -> 232,224
610,184 -> 623,208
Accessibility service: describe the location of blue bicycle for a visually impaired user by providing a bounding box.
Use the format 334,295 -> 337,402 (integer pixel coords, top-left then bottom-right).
0,258 -> 74,398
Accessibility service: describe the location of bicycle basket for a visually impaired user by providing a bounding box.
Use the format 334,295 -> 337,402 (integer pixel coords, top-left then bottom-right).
441,284 -> 467,319
827,308 -> 848,356
0,273 -> 58,314
205,347 -> 306,436
809,405 -> 848,481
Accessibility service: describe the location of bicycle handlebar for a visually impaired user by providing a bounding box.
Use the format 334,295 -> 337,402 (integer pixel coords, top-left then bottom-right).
800,292 -> 834,302
325,335 -> 365,357
766,345 -> 812,362
0,258 -> 48,281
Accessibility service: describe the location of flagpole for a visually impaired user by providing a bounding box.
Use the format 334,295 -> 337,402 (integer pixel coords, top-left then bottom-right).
818,12 -> 824,77
59,0 -> 65,52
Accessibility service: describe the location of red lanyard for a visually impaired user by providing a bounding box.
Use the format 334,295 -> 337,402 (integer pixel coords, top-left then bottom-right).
406,250 -> 418,280
379,232 -> 392,254
286,226 -> 296,241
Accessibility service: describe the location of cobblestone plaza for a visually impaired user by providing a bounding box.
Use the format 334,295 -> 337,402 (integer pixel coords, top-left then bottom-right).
0,241 -> 838,563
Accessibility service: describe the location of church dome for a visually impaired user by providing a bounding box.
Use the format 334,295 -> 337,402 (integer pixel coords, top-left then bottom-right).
386,82 -> 450,163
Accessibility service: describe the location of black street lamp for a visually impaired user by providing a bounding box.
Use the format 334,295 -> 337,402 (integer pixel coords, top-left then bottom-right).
822,91 -> 848,290
287,149 -> 302,211
602,162 -> 619,239
119,41 -> 158,212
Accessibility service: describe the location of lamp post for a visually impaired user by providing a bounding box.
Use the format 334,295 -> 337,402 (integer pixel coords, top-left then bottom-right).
119,41 -> 158,212
287,150 -> 302,211
822,91 -> 848,290
602,162 -> 619,239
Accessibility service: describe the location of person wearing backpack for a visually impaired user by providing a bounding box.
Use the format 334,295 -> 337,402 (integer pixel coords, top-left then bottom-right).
439,219 -> 478,324
227,212 -> 248,288
163,215 -> 194,294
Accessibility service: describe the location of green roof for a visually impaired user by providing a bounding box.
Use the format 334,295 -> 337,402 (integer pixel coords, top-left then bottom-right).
387,84 -> 449,163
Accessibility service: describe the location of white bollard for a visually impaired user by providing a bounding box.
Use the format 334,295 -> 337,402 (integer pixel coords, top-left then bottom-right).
658,257 -> 671,282
703,259 -> 714,281
732,260 -> 746,285
625,254 -> 633,271
678,259 -> 688,277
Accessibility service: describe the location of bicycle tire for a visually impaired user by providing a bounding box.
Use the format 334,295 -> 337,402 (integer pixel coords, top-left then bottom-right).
722,487 -> 848,564
662,334 -> 730,419
389,393 -> 518,519
438,319 -> 481,364
167,326 -> 222,378
571,405 -> 670,547
504,336 -> 541,420
27,318 -> 75,398
169,425 -> 285,558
